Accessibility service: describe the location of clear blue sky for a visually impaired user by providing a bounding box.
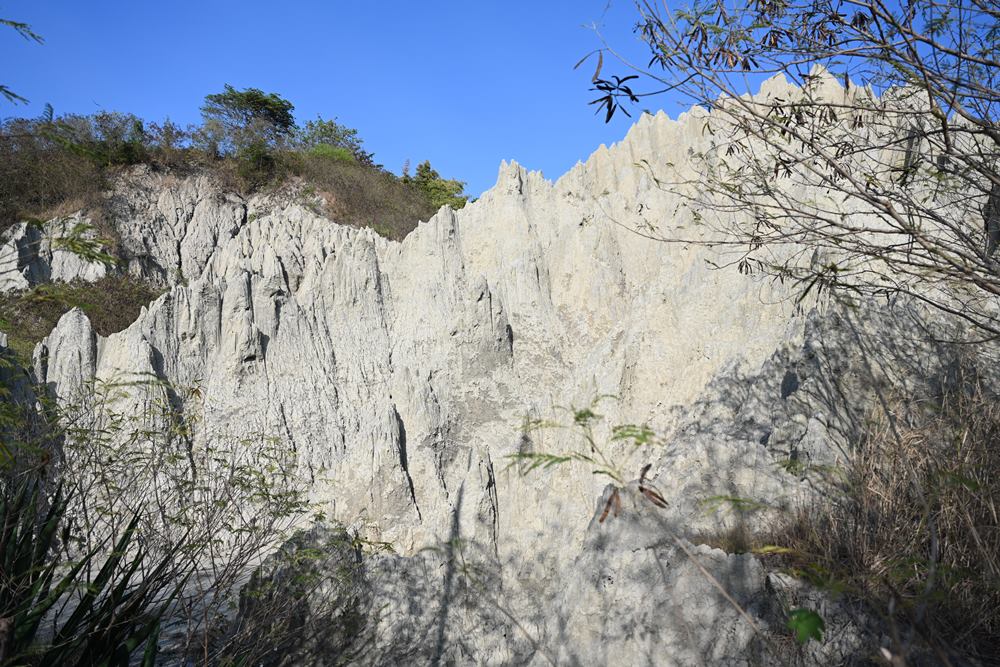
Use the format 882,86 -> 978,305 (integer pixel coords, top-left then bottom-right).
0,1 -> 683,197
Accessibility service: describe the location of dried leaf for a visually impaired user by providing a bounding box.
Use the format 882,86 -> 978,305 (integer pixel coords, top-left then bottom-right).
599,493 -> 613,523
639,463 -> 652,485
640,485 -> 668,508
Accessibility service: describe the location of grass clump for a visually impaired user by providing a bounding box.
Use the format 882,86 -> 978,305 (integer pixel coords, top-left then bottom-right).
308,143 -> 356,162
0,276 -> 165,362
756,380 -> 1000,663
286,152 -> 437,240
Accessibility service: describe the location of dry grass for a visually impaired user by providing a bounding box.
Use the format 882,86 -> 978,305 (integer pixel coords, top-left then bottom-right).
19,195 -> 99,225
0,140 -> 105,235
0,277 -> 165,363
695,521 -> 757,555
286,154 -> 437,240
764,381 -> 1000,663
1,120 -> 438,244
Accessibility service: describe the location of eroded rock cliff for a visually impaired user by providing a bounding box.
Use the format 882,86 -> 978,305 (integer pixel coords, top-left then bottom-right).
13,71 -> 995,665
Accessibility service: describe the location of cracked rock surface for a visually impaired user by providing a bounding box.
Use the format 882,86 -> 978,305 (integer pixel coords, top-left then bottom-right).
17,72 -> 999,664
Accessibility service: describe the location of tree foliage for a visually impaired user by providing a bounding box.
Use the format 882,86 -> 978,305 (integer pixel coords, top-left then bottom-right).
1,17 -> 42,104
588,0 -> 1000,337
200,85 -> 296,154
295,116 -> 375,166
408,160 -> 469,210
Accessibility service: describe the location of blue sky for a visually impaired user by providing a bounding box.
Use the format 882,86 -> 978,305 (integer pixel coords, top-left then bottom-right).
0,1 -> 683,197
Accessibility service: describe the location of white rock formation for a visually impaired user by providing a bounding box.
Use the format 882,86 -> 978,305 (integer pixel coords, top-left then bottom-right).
36,106 -> 802,548
27,72 -> 995,664
0,215 -> 108,292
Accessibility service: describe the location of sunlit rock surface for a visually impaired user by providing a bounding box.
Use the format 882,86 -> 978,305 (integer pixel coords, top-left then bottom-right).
27,72 -> 997,664
0,215 -> 109,292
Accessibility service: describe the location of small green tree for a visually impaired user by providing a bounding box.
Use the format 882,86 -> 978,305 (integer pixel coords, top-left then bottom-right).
409,160 -> 468,210
296,116 -> 375,165
200,85 -> 295,154
235,141 -> 279,189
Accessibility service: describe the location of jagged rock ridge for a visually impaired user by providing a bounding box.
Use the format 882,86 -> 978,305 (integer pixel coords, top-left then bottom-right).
16,71 -> 992,664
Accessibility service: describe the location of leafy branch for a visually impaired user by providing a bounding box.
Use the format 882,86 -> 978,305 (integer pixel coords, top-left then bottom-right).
1,18 -> 42,104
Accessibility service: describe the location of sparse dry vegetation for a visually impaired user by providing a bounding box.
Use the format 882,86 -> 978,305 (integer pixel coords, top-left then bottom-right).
754,380 -> 1000,663
0,276 -> 165,361
286,153 -> 437,240
0,95 -> 465,242
0,123 -> 104,235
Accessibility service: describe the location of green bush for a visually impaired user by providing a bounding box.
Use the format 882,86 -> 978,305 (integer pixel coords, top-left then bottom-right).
407,160 -> 468,210
235,141 -> 280,189
295,117 -> 374,166
309,143 -> 355,162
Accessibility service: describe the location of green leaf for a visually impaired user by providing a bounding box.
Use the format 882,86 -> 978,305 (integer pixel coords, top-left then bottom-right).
573,408 -> 601,427
611,424 -> 656,446
787,608 -> 825,644
700,494 -> 768,513
1,18 -> 44,44
53,513 -> 141,644
752,544 -> 796,556
506,452 -> 574,473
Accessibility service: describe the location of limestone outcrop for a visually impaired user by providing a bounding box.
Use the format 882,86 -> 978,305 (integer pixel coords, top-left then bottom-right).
21,71 -> 998,664
0,215 -> 108,292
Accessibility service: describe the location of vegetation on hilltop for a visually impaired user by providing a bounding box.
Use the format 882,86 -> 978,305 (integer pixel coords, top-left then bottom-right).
0,85 -> 469,242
